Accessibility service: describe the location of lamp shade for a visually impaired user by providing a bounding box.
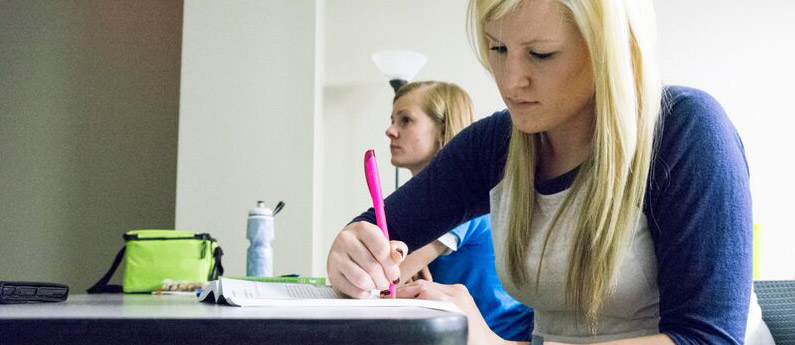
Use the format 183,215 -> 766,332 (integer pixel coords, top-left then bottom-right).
371,50 -> 428,82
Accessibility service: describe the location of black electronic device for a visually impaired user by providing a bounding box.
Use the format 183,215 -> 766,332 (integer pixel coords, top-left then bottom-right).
0,281 -> 69,304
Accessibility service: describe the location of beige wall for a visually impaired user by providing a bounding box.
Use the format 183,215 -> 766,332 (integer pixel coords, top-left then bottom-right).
176,0 -> 323,277
0,1 -> 183,289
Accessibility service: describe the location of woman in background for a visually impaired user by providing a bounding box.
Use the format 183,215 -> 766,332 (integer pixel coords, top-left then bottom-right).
386,81 -> 533,341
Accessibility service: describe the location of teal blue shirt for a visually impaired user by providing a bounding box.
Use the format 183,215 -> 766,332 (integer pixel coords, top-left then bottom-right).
429,215 -> 534,341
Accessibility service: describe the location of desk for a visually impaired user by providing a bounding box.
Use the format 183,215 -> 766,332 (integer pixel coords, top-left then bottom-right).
0,294 -> 467,344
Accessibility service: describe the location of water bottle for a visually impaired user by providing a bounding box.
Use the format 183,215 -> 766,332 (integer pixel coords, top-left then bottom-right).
247,200 -> 274,277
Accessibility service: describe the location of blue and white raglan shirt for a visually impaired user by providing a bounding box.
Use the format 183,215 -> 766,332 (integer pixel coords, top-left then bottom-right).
354,86 -> 772,344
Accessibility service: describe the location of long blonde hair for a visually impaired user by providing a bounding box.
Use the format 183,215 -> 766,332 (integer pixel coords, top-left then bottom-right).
468,0 -> 662,326
394,81 -> 475,147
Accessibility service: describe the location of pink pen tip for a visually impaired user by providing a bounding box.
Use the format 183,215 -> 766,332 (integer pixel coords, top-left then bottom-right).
389,284 -> 396,298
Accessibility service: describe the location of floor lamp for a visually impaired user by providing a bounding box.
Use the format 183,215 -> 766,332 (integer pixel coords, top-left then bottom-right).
371,50 -> 428,190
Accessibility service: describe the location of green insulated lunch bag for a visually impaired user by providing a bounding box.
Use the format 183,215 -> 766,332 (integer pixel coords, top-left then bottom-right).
87,230 -> 224,293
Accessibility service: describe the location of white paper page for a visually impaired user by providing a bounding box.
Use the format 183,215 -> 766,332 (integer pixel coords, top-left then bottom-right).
224,296 -> 462,313
210,278 -> 462,313
218,277 -> 344,300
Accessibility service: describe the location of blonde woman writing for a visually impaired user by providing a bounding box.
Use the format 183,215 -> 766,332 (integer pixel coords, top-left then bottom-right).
327,0 -> 773,344
386,81 -> 534,341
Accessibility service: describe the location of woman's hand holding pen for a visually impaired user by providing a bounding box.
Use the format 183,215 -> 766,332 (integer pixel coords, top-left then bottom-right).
327,221 -> 408,299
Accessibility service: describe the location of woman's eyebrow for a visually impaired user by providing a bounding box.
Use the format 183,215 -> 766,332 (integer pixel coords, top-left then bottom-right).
484,31 -> 557,45
391,110 -> 409,120
484,32 -> 501,43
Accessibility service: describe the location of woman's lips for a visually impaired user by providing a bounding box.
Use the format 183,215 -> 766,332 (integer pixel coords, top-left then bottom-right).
508,99 -> 540,109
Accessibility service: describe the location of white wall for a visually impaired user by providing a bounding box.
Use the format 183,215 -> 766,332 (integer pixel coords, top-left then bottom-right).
322,0 -> 795,279
655,0 -> 795,279
177,0 -> 323,277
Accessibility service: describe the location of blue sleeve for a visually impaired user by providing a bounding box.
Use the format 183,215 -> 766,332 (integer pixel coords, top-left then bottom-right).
353,111 -> 512,251
645,87 -> 752,344
448,221 -> 470,245
450,214 -> 492,246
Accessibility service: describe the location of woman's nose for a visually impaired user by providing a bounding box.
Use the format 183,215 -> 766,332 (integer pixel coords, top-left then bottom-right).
500,54 -> 531,90
385,124 -> 398,138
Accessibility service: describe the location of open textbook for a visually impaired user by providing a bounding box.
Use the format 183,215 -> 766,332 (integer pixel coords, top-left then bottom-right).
198,277 -> 461,313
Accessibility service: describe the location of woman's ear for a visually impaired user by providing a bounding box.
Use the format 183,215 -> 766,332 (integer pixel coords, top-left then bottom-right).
437,126 -> 446,148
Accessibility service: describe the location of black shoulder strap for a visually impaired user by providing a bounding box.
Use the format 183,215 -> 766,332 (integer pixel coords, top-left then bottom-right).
209,246 -> 224,280
87,247 -> 125,293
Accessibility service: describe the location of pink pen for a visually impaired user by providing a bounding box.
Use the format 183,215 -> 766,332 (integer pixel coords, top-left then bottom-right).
364,149 -> 396,298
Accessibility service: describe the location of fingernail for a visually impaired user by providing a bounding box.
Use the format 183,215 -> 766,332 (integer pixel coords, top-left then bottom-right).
393,278 -> 400,284
396,248 -> 404,258
380,290 -> 389,296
